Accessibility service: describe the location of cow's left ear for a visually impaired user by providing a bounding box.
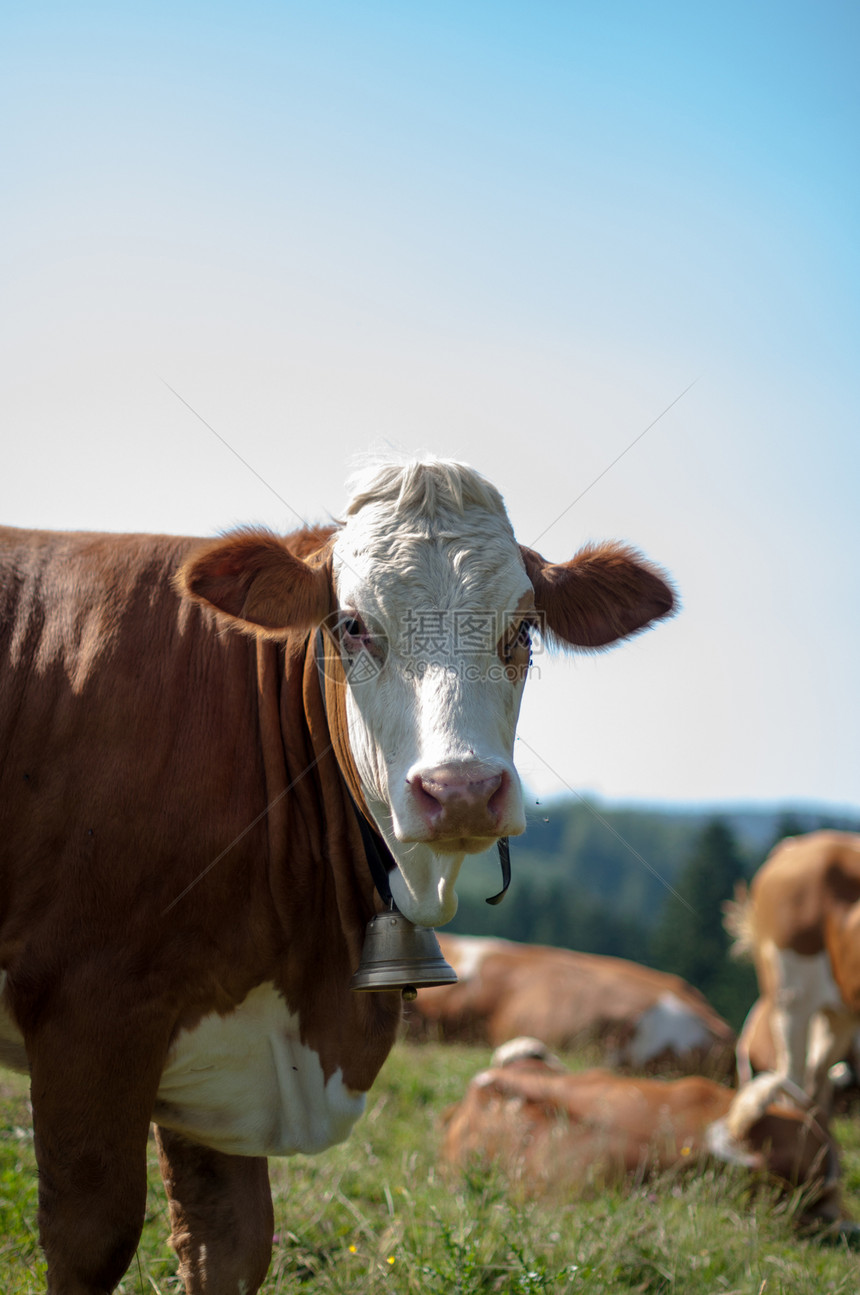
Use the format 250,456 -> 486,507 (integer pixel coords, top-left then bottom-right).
176,529 -> 333,637
520,542 -> 676,649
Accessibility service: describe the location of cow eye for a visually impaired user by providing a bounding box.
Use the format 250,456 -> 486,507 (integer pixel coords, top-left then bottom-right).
510,618 -> 533,650
338,613 -> 368,651
514,620 -> 533,650
341,615 -> 364,639
334,610 -> 388,674
502,617 -> 534,666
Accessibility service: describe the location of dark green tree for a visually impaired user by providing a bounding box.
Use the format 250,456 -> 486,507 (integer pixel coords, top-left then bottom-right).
649,817 -> 757,1031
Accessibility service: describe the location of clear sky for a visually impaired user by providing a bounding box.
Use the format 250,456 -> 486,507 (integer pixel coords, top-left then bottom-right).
3,1 -> 858,814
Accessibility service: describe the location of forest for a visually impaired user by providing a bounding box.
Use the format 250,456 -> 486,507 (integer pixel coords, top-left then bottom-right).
447,798 -> 860,1032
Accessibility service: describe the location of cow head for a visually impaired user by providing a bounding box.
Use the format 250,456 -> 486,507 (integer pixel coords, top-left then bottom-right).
706,1073 -> 845,1226
177,458 -> 675,927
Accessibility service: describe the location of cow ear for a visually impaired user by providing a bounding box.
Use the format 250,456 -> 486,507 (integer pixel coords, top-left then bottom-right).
176,529 -> 332,637
520,542 -> 676,649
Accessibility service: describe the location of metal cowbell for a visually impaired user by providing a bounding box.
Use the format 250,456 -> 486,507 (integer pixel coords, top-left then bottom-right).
350,909 -> 458,1000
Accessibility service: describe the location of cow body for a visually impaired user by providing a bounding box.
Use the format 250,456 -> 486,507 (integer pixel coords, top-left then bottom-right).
441,1040 -> 843,1224
407,933 -> 734,1073
0,457 -> 675,1292
727,831 -> 860,1107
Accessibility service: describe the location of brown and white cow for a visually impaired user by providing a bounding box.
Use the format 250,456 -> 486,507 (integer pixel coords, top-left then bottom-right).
440,1038 -> 844,1226
406,933 -> 735,1074
726,831 -> 860,1108
0,457 -> 674,1293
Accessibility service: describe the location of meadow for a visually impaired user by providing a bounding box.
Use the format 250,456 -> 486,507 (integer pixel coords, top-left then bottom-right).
2,1042 -> 860,1293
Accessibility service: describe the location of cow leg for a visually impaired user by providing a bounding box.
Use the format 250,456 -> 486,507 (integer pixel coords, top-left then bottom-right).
154,1125 -> 274,1295
734,997 -> 767,1085
769,948 -> 833,1093
771,993 -> 810,1090
27,1014 -> 169,1294
805,1008 -> 859,1109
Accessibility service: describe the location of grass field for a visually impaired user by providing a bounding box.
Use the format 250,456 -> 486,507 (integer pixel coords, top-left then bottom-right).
2,1042 -> 860,1293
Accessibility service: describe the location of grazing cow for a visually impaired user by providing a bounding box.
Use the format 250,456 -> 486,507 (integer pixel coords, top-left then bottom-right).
725,832 -> 860,1107
440,1038 -> 844,1225
0,457 -> 675,1293
406,933 -> 735,1074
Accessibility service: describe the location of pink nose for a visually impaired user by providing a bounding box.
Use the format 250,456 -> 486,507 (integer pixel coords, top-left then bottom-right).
408,762 -> 509,839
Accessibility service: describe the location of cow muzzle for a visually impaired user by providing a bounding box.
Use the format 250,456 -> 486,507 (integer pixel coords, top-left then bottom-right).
400,759 -> 523,847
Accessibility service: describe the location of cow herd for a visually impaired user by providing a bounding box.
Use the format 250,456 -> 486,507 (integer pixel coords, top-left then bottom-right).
0,455 -> 857,1292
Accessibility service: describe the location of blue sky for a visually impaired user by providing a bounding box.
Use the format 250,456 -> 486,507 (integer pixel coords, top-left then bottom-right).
3,2 -> 858,812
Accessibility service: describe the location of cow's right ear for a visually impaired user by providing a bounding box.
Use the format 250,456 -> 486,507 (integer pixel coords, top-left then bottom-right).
520,541 -> 676,650
175,529 -> 333,637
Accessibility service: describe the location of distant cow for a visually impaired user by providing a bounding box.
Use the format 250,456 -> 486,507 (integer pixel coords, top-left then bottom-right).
726,832 -> 860,1107
440,1038 -> 844,1226
0,457 -> 675,1293
406,934 -> 734,1074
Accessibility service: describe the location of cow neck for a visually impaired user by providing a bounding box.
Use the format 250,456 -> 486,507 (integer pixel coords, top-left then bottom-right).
312,629 -> 395,907
313,629 -> 377,829
255,636 -> 291,868
253,634 -> 401,1090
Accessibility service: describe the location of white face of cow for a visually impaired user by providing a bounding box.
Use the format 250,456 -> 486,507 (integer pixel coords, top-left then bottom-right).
178,455 -> 675,934
328,463 -> 534,926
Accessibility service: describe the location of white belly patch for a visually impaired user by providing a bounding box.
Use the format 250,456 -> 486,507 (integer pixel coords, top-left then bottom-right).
0,973 -> 366,1159
155,982 -> 367,1158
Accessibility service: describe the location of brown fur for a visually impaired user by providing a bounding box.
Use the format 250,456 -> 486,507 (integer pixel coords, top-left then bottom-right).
743,834 -> 860,959
176,527 -> 334,637
520,541 -> 676,649
154,1128 -> 274,1294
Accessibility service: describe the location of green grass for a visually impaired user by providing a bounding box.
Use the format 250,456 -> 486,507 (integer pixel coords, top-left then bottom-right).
2,1046 -> 860,1292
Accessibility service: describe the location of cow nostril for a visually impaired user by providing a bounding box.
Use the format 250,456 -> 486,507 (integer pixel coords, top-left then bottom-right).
480,775 -> 504,811
409,774 -> 444,818
487,771 -> 509,817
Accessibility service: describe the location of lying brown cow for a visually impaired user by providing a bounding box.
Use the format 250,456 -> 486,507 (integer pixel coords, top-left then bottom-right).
440,1038 -> 844,1225
0,457 -> 675,1293
406,933 -> 734,1074
726,832 -> 860,1107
